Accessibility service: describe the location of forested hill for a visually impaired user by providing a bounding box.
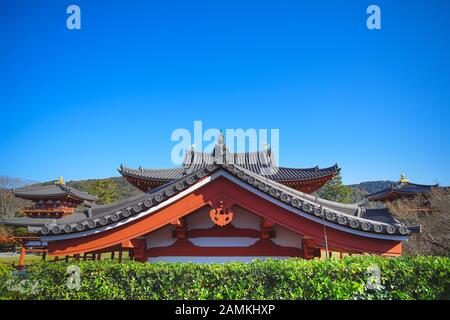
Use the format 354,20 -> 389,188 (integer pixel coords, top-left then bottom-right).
349,181 -> 395,195
346,180 -> 395,201
69,177 -> 143,201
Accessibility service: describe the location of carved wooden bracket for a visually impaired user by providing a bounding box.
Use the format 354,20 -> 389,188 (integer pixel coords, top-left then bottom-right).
302,238 -> 321,259
260,218 -> 275,239
171,218 -> 187,241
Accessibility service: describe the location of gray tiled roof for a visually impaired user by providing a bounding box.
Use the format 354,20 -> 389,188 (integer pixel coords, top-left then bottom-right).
361,208 -> 399,224
119,150 -> 340,183
367,182 -> 438,201
2,162 -> 419,238
0,216 -> 57,226
13,184 -> 98,202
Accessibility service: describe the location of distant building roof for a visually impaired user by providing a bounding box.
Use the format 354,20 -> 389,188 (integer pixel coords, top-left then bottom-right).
367,177 -> 438,202
13,183 -> 98,203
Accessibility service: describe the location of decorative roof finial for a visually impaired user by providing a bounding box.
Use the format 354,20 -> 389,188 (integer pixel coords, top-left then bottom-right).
400,174 -> 409,183
213,131 -> 227,164
217,130 -> 225,145
57,176 -> 64,185
264,143 -> 272,157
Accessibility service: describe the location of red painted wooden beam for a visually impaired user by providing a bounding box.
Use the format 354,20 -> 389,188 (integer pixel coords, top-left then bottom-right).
146,239 -> 303,258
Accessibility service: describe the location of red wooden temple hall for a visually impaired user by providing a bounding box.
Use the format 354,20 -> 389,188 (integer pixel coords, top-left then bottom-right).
2,179 -> 98,266
2,133 -> 420,264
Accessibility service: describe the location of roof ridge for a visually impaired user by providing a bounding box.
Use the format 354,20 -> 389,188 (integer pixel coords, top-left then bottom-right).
120,165 -> 185,172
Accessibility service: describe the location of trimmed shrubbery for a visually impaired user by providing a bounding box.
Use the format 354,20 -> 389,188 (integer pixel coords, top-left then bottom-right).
0,263 -> 13,300
0,256 -> 449,300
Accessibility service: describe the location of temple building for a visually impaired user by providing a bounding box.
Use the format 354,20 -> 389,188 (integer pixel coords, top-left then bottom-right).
367,175 -> 438,202
13,177 -> 98,219
1,134 -> 420,265
2,178 -> 97,266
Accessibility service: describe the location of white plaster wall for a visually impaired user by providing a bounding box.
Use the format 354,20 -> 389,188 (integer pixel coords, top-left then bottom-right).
144,206 -> 302,250
190,237 -> 258,247
147,256 -> 292,263
186,207 -> 214,230
272,224 -> 303,249
185,205 -> 261,230
231,206 -> 260,229
145,224 -> 177,248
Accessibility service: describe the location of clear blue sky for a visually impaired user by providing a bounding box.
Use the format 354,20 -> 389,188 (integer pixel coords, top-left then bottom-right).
0,0 -> 449,185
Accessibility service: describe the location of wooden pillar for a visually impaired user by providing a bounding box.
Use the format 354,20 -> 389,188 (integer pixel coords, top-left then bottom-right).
75,254 -> 80,261
129,249 -> 134,261
83,253 -> 87,261
65,255 -> 69,263
120,239 -> 146,262
118,249 -> 123,263
111,251 -> 115,260
54,256 -> 60,262
18,246 -> 26,268
42,251 -> 47,261
303,238 -> 321,259
97,253 -> 102,261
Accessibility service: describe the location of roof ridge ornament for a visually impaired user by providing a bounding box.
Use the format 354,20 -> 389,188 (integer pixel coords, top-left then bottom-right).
213,131 -> 228,165
217,130 -> 225,146
56,176 -> 65,185
400,174 -> 409,184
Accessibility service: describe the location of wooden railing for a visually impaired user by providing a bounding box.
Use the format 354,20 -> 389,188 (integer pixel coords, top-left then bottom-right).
23,206 -> 75,217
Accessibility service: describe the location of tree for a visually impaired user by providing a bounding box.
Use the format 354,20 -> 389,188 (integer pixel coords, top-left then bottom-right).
88,179 -> 118,205
388,188 -> 450,256
0,176 -> 30,219
318,173 -> 353,204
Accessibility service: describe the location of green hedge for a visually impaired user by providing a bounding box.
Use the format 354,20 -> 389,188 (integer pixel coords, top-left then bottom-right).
1,256 -> 449,300
0,264 -> 14,300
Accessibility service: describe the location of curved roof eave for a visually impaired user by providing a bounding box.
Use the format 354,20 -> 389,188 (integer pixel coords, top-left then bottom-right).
13,185 -> 98,202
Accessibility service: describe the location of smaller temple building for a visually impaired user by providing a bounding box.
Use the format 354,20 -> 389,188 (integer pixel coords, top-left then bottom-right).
367,175 -> 438,203
366,174 -> 440,214
1,179 -> 97,266
13,177 -> 98,219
